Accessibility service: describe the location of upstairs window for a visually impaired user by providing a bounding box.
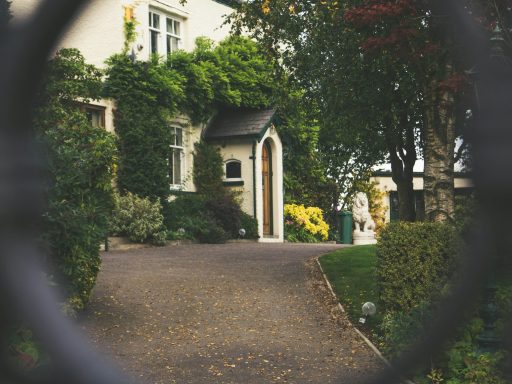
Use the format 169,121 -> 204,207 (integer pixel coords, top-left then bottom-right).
149,11 -> 160,54
149,10 -> 182,55
79,104 -> 105,128
225,160 -> 242,179
169,126 -> 184,186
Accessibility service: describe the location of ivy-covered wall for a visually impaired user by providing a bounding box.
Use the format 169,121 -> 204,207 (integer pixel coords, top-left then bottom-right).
104,36 -> 279,207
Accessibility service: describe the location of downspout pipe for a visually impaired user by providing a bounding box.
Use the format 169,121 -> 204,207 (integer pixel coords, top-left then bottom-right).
251,139 -> 257,218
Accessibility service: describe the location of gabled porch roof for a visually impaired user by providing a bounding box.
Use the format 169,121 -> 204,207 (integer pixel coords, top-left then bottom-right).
204,108 -> 277,142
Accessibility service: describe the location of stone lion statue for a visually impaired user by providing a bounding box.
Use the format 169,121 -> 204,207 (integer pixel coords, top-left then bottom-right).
352,192 -> 376,232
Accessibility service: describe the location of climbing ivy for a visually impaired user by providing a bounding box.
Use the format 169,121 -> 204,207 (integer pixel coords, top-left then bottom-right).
104,36 -> 279,207
104,54 -> 184,203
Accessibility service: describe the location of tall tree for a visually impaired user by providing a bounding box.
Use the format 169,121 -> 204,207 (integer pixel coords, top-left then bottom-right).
344,0 -> 512,222
229,0 -> 419,220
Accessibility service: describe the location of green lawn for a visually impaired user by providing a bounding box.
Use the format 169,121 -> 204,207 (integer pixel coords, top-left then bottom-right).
319,245 -> 383,333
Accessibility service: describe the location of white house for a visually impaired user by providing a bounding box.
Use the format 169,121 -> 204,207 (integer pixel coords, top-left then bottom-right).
11,0 -> 284,242
205,108 -> 284,241
371,171 -> 474,222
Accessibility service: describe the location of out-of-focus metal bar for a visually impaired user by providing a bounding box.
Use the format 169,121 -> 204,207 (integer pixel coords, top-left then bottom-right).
363,1 -> 512,382
0,1 -> 133,383
0,0 -> 509,383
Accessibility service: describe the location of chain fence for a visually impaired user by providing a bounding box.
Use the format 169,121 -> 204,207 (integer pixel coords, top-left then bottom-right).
0,0 -> 510,383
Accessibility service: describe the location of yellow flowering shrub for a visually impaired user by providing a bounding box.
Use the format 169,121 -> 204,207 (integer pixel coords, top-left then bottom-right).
284,204 -> 329,242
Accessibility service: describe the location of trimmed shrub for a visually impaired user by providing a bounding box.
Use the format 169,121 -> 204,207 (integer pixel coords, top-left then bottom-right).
110,192 -> 167,245
377,222 -> 460,313
284,204 -> 329,242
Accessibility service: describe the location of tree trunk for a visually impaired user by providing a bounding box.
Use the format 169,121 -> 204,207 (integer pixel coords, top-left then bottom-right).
423,71 -> 456,222
396,178 -> 416,221
385,113 -> 417,222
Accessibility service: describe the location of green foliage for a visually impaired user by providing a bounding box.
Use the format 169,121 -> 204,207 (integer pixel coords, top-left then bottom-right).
278,91 -> 332,211
105,36 -> 278,208
109,192 -> 167,245
205,193 -> 243,238
319,245 -> 381,329
193,141 -> 224,195
377,222 -> 460,313
239,212 -> 259,239
167,192 -> 258,243
34,49 -> 117,310
380,301 -> 434,360
284,204 -> 329,243
166,35 -> 277,123
321,241 -> 509,383
123,18 -> 138,54
104,54 -> 184,204
167,195 -> 227,244
7,326 -> 44,372
214,35 -> 276,109
454,192 -> 478,237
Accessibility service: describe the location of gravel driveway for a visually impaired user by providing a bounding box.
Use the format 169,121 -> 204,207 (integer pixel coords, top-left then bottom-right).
80,243 -> 383,383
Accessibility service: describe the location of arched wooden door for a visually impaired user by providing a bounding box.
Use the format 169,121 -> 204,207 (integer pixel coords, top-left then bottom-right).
262,141 -> 273,235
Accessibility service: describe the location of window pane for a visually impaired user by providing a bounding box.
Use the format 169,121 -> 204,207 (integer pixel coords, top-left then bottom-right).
150,30 -> 159,54
85,107 -> 104,128
167,36 -> 180,54
153,13 -> 160,29
175,128 -> 183,147
173,149 -> 181,184
174,20 -> 180,36
166,18 -> 174,34
226,161 -> 241,179
169,149 -> 174,183
172,37 -> 180,52
166,35 -> 172,54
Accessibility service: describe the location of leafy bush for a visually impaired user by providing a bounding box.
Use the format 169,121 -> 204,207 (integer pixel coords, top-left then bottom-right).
376,221 -> 510,383
284,204 -> 329,242
240,212 -> 259,239
110,192 -> 167,245
377,222 -> 460,313
454,192 -> 478,237
193,141 -> 225,195
380,301 -> 434,360
205,193 -> 243,237
166,195 -> 226,243
167,193 -> 257,243
34,49 -> 117,311
196,219 -> 230,244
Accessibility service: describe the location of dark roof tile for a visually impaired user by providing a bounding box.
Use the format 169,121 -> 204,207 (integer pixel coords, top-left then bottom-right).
205,108 -> 276,140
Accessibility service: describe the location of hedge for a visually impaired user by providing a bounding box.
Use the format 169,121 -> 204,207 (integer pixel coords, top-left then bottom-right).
377,221 -> 460,313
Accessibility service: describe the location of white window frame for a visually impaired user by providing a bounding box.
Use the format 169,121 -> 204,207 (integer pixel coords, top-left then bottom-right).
148,11 -> 161,55
224,159 -> 243,182
169,126 -> 184,188
148,9 -> 183,56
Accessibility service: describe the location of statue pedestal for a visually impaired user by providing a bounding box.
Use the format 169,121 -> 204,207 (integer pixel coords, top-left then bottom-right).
353,231 -> 377,245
